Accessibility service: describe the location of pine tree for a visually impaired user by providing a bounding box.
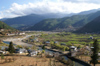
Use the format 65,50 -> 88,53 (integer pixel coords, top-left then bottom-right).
8,42 -> 15,54
42,45 -> 45,50
91,39 -> 100,66
1,53 -> 4,59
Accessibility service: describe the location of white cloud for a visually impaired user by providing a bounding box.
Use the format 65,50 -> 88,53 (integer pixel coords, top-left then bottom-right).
63,0 -> 100,4
0,0 -> 100,19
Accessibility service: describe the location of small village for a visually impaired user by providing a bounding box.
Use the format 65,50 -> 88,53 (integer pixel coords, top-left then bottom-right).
0,31 -> 100,66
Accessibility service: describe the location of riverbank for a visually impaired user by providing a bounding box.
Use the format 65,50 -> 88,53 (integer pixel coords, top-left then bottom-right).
3,35 -> 32,47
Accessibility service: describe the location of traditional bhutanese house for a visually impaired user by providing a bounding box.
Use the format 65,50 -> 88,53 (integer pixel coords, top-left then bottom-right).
45,41 -> 50,46
85,46 -> 91,51
0,50 -> 6,54
69,46 -> 77,57
28,50 -> 38,56
90,36 -> 93,39
18,32 -> 25,35
0,29 -> 4,32
30,37 -> 39,42
54,41 -> 58,44
60,43 -> 66,46
15,48 -> 27,54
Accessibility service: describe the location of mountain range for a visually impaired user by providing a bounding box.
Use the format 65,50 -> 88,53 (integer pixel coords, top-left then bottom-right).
1,8 -> 100,33
1,13 -> 72,29
27,11 -> 100,31
1,9 -> 100,29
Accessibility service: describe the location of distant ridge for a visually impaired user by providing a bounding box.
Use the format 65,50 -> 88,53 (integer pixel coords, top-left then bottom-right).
27,11 -> 100,31
76,16 -> 100,33
2,13 -> 70,29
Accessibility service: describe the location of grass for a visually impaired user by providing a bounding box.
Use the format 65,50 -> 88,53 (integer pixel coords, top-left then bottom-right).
23,32 -> 100,51
39,32 -> 98,45
0,43 -> 9,47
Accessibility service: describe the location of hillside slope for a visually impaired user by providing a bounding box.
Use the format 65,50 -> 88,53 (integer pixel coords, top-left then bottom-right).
27,11 -> 100,31
76,16 -> 100,33
0,21 -> 15,30
2,13 -> 70,29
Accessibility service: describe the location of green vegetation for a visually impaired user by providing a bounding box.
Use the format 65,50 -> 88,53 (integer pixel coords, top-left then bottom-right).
8,42 -> 15,54
0,21 -> 15,30
91,39 -> 100,66
2,14 -> 65,29
42,50 -> 45,53
0,21 -> 18,36
42,45 -> 45,50
0,43 -> 9,47
39,32 -> 95,45
2,14 -> 46,29
76,16 -> 100,33
25,32 -> 100,51
28,11 -> 100,31
1,53 -> 4,59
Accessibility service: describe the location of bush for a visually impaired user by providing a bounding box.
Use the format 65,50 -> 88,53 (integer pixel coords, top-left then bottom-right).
1,53 -> 4,59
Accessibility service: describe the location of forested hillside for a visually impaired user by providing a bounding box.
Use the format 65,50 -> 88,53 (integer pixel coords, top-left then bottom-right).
76,16 -> 100,33
27,11 -> 100,31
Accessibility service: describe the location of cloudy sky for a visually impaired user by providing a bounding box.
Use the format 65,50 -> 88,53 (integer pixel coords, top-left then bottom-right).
0,0 -> 100,19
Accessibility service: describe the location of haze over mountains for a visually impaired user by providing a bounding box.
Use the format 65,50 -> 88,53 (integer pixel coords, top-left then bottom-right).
1,8 -> 100,33
1,13 -> 72,28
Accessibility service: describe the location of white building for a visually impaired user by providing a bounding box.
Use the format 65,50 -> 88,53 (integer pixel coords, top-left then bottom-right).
70,46 -> 77,57
15,48 -> 27,54
28,50 -> 38,56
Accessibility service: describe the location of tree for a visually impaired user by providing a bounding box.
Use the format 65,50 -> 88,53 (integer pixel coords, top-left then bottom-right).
1,53 -> 4,59
77,45 -> 81,49
8,42 -> 15,54
62,46 -> 66,52
91,39 -> 100,66
42,50 -> 45,53
42,45 -> 45,50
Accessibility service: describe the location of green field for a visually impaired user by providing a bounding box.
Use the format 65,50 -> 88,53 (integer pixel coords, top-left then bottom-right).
24,32 -> 100,51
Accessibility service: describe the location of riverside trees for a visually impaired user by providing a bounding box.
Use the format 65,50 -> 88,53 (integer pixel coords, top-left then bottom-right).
91,39 -> 100,66
8,42 -> 15,54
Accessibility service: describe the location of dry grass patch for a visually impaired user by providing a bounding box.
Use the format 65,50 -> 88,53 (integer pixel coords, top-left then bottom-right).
0,56 -> 66,66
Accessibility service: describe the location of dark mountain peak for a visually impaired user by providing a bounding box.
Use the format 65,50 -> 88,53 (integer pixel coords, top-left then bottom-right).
76,16 -> 100,33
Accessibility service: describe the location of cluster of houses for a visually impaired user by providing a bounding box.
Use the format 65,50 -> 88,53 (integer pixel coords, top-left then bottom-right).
0,45 -> 61,58
0,46 -> 39,56
7,32 -> 25,36
30,37 -> 39,42
44,41 -> 67,46
69,45 -> 100,58
0,28 -> 25,36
